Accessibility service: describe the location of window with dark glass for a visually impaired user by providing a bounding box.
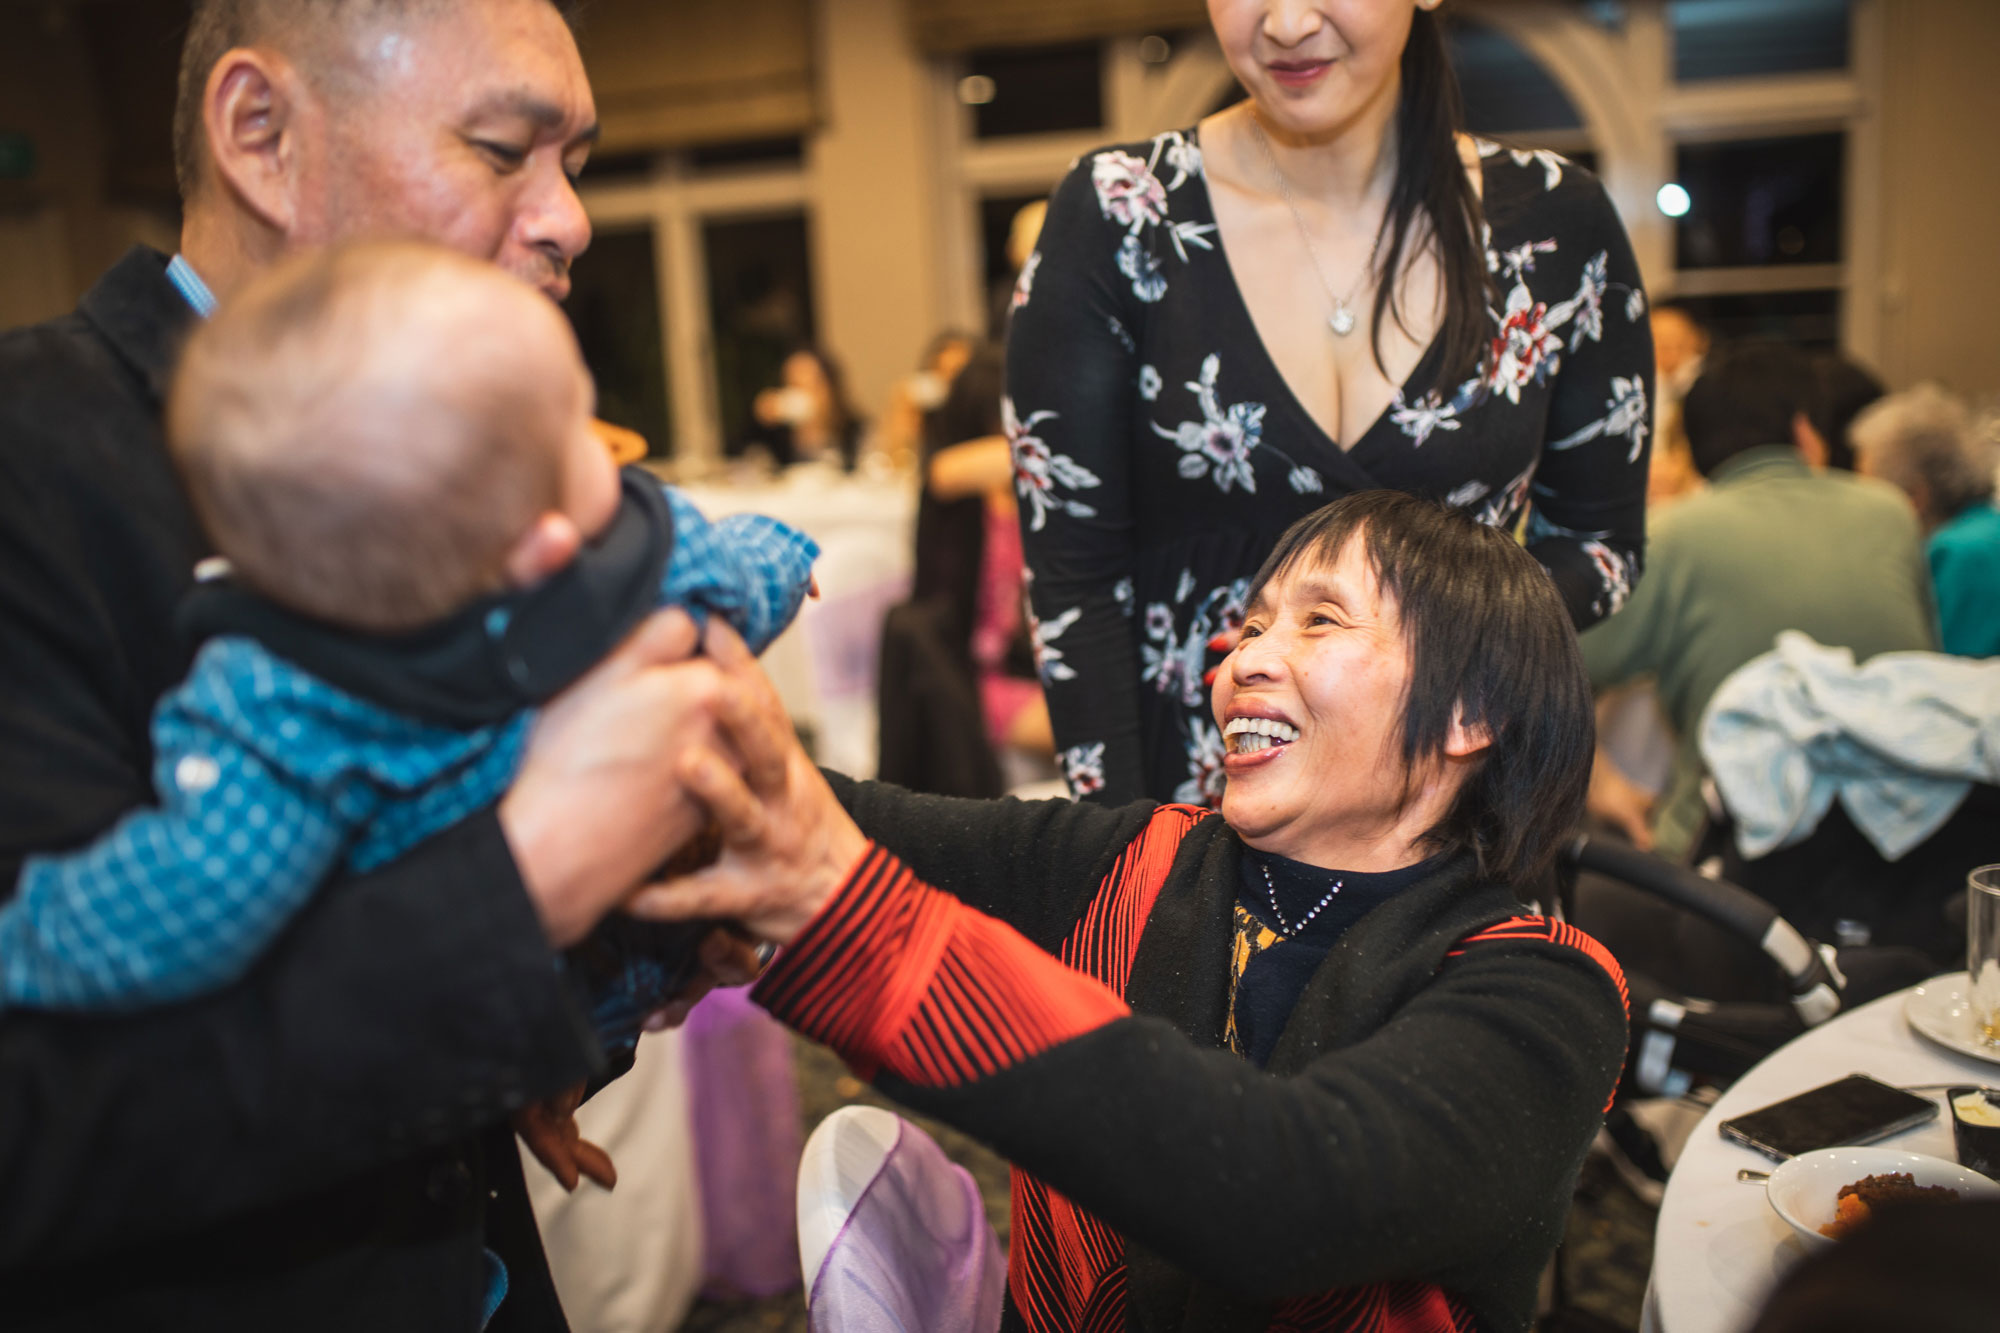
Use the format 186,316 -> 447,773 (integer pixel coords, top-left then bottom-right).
689,137 -> 807,171
966,43 -> 1103,138
1447,19 -> 1585,137
1673,133 -> 1844,270
1672,289 -> 1842,350
703,213 -> 817,455
1669,0 -> 1851,83
565,226 -> 671,455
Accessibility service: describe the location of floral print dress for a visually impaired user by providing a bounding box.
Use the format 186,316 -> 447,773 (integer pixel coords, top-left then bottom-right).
1007,129 -> 1654,806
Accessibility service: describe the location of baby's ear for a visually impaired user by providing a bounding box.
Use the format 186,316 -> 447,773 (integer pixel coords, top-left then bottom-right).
504,512 -> 583,589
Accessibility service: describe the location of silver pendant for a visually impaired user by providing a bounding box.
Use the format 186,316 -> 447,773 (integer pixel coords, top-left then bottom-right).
1329,303 -> 1356,337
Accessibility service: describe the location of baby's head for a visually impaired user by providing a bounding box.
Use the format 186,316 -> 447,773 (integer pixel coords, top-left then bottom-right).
168,240 -> 619,633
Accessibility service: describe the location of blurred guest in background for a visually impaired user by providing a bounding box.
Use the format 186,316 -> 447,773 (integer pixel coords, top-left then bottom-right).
1010,0 -> 1653,806
1579,343 -> 1935,858
1650,301 -> 1708,405
748,345 -> 864,470
879,341 -> 1052,799
1648,302 -> 1707,504
990,198 -> 1050,337
1804,349 -> 1887,471
918,343 -> 1053,757
1852,384 -> 2000,657
875,329 -> 976,472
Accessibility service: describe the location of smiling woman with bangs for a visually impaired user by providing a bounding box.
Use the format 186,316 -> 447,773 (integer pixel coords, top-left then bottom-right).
637,489 -> 1628,1333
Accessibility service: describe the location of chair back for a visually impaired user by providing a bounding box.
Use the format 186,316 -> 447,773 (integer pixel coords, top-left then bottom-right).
797,1105 -> 1005,1333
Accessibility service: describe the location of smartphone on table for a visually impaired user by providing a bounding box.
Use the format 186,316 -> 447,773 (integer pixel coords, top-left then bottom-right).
1719,1073 -> 1938,1161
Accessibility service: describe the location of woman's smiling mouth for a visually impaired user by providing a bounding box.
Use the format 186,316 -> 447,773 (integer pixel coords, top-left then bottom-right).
1224,716 -> 1301,754
1266,58 -> 1333,89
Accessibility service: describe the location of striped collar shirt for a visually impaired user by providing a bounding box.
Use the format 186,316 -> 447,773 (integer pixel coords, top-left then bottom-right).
165,253 -> 217,319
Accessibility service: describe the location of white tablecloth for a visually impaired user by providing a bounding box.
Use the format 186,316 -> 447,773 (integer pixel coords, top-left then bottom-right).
1644,985 -> 1998,1333
675,464 -> 915,778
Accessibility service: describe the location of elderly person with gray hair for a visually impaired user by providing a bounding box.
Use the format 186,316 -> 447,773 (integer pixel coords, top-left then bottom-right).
1852,385 -> 2000,657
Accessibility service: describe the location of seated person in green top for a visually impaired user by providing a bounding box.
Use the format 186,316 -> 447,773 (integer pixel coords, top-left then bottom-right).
1578,343 -> 1936,859
1851,384 -> 2000,658
625,491 -> 1630,1333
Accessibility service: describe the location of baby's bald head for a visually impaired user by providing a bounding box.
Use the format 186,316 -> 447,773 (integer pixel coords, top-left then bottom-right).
169,240 -> 586,632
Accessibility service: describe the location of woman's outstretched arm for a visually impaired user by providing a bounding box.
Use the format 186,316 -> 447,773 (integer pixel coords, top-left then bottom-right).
630,623 -> 1626,1300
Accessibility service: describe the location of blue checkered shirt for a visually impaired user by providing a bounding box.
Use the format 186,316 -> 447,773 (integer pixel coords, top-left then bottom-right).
0,485 -> 816,1045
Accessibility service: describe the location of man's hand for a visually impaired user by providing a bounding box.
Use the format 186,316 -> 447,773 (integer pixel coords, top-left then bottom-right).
626,621 -> 869,947
514,1083 -> 617,1192
501,609 -> 730,948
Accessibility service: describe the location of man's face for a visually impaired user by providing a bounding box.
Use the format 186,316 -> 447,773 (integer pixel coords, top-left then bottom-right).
300,0 -> 597,299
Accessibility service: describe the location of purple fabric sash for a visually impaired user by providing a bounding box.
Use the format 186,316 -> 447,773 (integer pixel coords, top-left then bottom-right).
806,1118 -> 1005,1333
683,984 -> 804,1299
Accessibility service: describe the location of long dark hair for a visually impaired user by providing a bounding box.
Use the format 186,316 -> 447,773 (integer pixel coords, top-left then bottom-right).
1246,491 -> 1594,886
1368,8 -> 1493,394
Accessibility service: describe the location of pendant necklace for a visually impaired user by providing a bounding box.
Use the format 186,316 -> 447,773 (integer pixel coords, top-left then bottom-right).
1250,116 -> 1377,338
1259,859 -> 1343,937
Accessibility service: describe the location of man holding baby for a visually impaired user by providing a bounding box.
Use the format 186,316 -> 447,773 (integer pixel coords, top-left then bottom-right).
0,2 -> 729,1328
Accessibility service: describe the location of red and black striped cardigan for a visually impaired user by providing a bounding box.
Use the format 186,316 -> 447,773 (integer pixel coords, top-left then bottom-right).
755,778 -> 1628,1333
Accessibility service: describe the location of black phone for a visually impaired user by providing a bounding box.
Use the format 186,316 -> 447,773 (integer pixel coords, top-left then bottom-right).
1719,1074 -> 1938,1161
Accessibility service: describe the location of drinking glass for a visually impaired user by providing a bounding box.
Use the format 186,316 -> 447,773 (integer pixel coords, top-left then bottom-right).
1970,865 -> 2000,1047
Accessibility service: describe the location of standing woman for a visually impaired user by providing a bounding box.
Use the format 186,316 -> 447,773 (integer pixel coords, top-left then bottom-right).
1010,0 -> 1653,805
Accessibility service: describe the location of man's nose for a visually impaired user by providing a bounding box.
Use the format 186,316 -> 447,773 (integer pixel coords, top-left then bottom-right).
524,167 -> 593,283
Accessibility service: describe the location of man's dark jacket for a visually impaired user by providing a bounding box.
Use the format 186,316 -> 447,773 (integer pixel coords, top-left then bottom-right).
0,248 -> 598,1330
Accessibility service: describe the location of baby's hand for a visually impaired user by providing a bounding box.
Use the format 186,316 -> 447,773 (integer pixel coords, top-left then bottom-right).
514,1083 -> 618,1192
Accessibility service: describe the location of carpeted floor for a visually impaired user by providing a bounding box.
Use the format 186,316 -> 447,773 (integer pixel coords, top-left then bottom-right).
677,1037 -> 1660,1333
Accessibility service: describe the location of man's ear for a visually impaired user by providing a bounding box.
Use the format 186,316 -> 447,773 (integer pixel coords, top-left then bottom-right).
1444,701 -> 1493,760
504,512 -> 583,589
1792,410 -> 1829,467
203,47 -> 310,235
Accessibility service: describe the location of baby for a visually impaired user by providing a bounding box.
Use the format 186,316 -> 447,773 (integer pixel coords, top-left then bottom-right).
0,243 -> 817,1154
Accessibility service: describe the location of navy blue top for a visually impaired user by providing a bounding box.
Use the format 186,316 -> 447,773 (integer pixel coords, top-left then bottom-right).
1228,847 -> 1444,1067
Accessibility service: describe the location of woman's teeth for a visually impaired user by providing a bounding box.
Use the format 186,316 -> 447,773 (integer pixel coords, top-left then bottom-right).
1224,717 -> 1300,753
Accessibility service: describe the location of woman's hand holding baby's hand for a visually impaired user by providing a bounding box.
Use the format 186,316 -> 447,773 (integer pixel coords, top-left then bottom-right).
625,620 -> 869,947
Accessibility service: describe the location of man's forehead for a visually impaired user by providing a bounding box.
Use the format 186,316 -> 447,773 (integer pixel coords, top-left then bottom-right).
341,0 -> 595,131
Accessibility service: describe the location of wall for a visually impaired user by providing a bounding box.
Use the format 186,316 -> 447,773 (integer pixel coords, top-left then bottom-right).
807,0 -> 945,417
0,10 -> 107,329
0,7 -> 178,333
1866,0 -> 2000,395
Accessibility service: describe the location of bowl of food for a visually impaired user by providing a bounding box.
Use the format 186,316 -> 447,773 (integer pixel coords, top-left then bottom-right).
1765,1146 -> 2000,1247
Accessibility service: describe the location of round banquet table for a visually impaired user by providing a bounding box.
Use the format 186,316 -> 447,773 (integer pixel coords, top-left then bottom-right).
1643,983 -> 1999,1333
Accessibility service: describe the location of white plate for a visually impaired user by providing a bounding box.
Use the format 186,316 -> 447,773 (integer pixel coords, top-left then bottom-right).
1905,972 -> 2000,1066
1766,1145 -> 2000,1248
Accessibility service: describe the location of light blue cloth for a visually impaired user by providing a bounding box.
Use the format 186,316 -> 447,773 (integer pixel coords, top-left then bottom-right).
1699,630 -> 2000,861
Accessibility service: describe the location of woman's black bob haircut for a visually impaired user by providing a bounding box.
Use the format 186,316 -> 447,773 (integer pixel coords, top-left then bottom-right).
1243,491 -> 1594,886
